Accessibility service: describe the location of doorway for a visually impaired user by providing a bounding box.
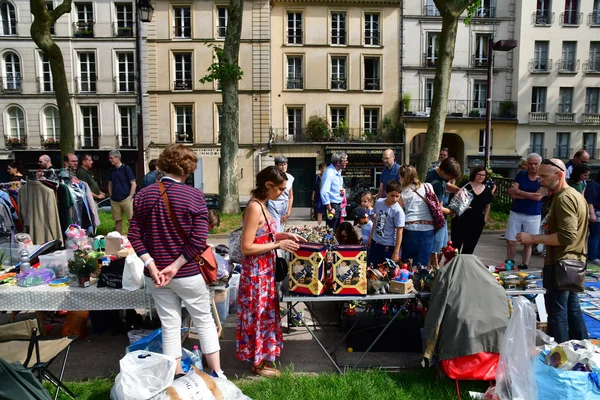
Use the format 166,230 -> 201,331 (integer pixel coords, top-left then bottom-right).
287,157 -> 316,207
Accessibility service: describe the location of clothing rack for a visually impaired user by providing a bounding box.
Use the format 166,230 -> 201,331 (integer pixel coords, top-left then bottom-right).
27,168 -> 61,181
0,180 -> 25,190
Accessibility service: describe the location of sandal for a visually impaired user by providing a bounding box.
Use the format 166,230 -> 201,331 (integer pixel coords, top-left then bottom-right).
252,362 -> 281,378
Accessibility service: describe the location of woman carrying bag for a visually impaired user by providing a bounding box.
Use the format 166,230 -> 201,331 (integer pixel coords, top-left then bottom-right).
450,166 -> 493,254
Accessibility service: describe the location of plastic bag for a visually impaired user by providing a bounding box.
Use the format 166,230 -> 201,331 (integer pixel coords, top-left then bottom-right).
546,340 -> 596,370
122,253 -> 144,291
152,368 -> 251,400
448,184 -> 474,217
111,351 -> 176,400
126,328 -> 194,373
535,350 -> 600,400
495,296 -> 538,400
17,268 -> 55,287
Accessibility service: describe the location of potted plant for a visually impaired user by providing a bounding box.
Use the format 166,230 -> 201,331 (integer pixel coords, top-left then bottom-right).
305,115 -> 330,142
402,93 -> 413,115
469,109 -> 481,118
43,137 -> 59,149
117,26 -> 133,37
68,250 -> 98,287
499,101 -> 516,118
6,137 -> 26,149
331,119 -> 350,142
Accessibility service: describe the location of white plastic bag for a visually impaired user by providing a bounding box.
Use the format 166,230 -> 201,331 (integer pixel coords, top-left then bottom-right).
122,253 -> 144,291
495,297 -> 538,400
111,350 -> 176,400
448,184 -> 474,217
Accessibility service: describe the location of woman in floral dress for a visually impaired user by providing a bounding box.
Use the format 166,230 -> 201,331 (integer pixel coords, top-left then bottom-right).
237,166 -> 305,377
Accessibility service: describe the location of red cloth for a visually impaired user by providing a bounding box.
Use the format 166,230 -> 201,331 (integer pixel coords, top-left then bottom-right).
440,352 -> 499,381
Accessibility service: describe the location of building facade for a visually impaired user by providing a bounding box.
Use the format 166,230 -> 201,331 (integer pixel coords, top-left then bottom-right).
0,0 -> 141,184
513,0 -> 600,164
402,0 -> 521,176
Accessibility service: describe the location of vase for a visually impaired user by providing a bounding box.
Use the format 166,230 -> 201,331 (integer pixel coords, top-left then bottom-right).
78,275 -> 90,287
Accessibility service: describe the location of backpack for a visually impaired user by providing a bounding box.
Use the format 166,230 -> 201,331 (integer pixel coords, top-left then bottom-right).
412,183 -> 446,233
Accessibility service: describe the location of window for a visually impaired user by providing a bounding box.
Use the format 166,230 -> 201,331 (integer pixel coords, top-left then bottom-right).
363,108 -> 379,135
286,55 -> 303,89
6,106 -> 24,140
216,104 -> 223,141
216,7 -> 227,38
425,79 -> 434,111
173,6 -> 191,38
40,53 -> 53,92
594,0 -> 600,25
75,2 -> 94,37
473,80 -> 487,110
424,0 -> 440,16
533,41 -> 550,70
559,87 -> 573,113
117,52 -> 135,93
364,13 -> 380,46
331,56 -> 347,90
364,57 -> 380,90
530,132 -> 544,155
426,32 -> 440,66
0,1 -> 16,35
46,1 -> 55,35
474,34 -> 490,67
115,3 -> 133,37
118,105 -> 136,148
531,87 -> 547,112
563,0 -> 579,25
43,106 -> 60,140
535,0 -> 552,24
78,52 -> 96,92
3,51 -> 21,92
80,106 -> 99,148
330,107 -> 346,129
287,12 -> 302,44
331,12 -> 346,45
586,88 -> 600,114
556,132 -> 570,158
589,42 -> 600,72
175,105 -> 193,143
174,53 -> 192,90
287,107 -> 302,136
560,41 -> 577,71
477,0 -> 495,18
478,129 -> 493,153
584,132 -> 597,158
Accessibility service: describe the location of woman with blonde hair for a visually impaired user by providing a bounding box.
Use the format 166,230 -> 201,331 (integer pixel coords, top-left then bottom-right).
399,165 -> 435,266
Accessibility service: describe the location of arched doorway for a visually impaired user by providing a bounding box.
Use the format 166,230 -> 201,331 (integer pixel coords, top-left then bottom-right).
409,133 -> 465,171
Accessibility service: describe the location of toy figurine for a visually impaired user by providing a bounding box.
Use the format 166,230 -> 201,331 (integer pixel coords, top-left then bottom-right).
367,268 -> 389,294
396,263 -> 412,283
441,241 -> 458,265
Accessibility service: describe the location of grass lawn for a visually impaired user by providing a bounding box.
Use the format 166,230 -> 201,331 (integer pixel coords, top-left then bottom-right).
485,210 -> 509,231
46,369 -> 488,400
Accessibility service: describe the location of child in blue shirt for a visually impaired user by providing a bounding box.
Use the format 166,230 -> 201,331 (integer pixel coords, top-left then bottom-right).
354,207 -> 374,245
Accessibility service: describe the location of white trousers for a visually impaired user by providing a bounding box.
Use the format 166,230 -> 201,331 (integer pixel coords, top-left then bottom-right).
146,274 -> 220,358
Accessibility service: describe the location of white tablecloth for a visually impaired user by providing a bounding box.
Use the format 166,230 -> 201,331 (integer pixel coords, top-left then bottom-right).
0,283 -> 153,311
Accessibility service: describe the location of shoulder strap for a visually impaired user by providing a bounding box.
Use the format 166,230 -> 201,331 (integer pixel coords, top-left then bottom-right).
254,199 -> 275,240
158,181 -> 192,251
412,184 -> 428,204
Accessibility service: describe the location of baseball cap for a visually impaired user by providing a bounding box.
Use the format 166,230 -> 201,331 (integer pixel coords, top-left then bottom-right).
353,207 -> 368,225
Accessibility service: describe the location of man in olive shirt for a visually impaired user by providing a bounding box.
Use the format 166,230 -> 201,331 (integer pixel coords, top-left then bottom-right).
76,154 -> 105,201
517,158 -> 588,343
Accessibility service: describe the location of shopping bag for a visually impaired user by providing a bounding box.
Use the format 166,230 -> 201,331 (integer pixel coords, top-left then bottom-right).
448,184 -> 474,217
111,350 -> 176,400
122,253 -> 144,291
535,350 -> 600,400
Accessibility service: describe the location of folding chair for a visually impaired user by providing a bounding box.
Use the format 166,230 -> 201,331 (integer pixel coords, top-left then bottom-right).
0,319 -> 77,400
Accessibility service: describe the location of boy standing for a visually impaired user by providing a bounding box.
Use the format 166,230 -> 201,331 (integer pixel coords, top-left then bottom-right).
354,207 -> 373,245
367,181 -> 405,267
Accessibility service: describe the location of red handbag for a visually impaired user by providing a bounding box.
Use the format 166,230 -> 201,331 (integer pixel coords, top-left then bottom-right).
158,182 -> 218,284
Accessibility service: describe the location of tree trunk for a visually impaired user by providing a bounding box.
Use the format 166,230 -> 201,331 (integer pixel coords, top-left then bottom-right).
219,0 -> 243,214
30,0 -> 74,159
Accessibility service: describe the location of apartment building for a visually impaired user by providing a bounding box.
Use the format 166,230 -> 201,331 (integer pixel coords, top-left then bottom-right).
513,0 -> 600,164
0,0 -> 141,183
270,0 -> 402,206
402,0 -> 521,176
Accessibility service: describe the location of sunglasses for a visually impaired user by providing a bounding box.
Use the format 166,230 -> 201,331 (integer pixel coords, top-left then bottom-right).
541,159 -> 565,171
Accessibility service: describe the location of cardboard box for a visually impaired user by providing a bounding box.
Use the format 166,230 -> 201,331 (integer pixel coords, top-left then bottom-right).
388,279 -> 414,294
331,245 -> 367,295
289,243 -> 328,296
105,237 -> 121,255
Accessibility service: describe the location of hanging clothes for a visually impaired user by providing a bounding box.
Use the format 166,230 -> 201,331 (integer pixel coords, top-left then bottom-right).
21,181 -> 62,246
57,183 -> 74,236
80,181 -> 100,228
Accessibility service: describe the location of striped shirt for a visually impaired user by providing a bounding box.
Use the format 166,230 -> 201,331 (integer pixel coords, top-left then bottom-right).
128,178 -> 209,279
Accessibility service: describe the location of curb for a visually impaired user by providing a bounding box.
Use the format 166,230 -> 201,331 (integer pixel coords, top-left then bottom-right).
209,234 -> 230,239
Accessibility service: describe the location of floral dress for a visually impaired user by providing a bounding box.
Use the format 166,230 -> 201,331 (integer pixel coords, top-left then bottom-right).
236,218 -> 283,365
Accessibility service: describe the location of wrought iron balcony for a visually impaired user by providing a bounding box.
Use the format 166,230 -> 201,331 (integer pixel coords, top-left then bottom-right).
364,78 -> 380,91
176,131 -> 193,143
474,7 -> 496,18
217,25 -> 226,38
4,136 -> 27,149
527,147 -> 547,158
529,112 -> 549,123
556,59 -> 579,73
113,22 -> 134,37
584,146 -> 598,159
0,77 -> 22,94
560,11 -> 583,26
73,21 -> 94,38
270,127 -> 403,144
555,113 -> 576,123
79,135 -> 99,149
583,113 -> 600,124
174,79 -> 192,91
589,11 -> 600,26
532,11 -> 555,26
401,99 -> 518,119
331,78 -> 347,90
584,59 -> 600,74
472,55 -> 489,68
286,77 -> 303,90
423,5 -> 440,16
529,58 -> 552,73
173,25 -> 191,38
553,147 -> 572,158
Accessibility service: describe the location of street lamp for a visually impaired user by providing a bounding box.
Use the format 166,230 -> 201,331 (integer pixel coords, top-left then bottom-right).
135,0 -> 154,183
484,39 -> 517,168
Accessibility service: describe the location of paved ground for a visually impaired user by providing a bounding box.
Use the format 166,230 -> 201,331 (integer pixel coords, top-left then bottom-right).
2,209 -> 541,382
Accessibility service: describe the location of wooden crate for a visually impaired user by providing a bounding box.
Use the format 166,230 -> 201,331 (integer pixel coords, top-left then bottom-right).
388,279 -> 414,294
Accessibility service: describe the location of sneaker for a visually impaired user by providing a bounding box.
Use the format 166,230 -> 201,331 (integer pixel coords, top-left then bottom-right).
209,370 -> 228,380
518,264 -> 528,270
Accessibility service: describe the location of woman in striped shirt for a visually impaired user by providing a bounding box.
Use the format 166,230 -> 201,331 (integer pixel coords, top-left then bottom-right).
129,144 -> 225,379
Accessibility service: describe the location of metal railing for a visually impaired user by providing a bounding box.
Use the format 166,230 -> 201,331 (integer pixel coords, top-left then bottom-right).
73,21 -> 94,37
527,147 -> 547,158
585,146 -> 598,159
364,78 -> 380,91
556,59 -> 580,73
175,131 -> 193,143
472,55 -> 489,67
529,112 -> 549,123
491,177 -> 513,206
560,11 -> 583,25
75,77 -> 97,93
423,53 -> 437,67
529,58 -> 552,73
583,113 -> 600,124
174,80 -> 192,90
553,147 -> 572,158
555,113 -> 576,123
286,77 -> 303,90
583,59 -> 600,73
402,99 -> 518,119
113,22 -> 134,37
4,136 -> 27,148
36,77 -> 53,93
270,127 -> 403,144
0,77 -> 22,94
474,7 -> 496,18
423,5 -> 440,16
217,26 -> 226,38
589,11 -> 600,26
532,11 -> 555,25
331,78 -> 347,90
79,135 -> 99,149
173,25 -> 191,38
